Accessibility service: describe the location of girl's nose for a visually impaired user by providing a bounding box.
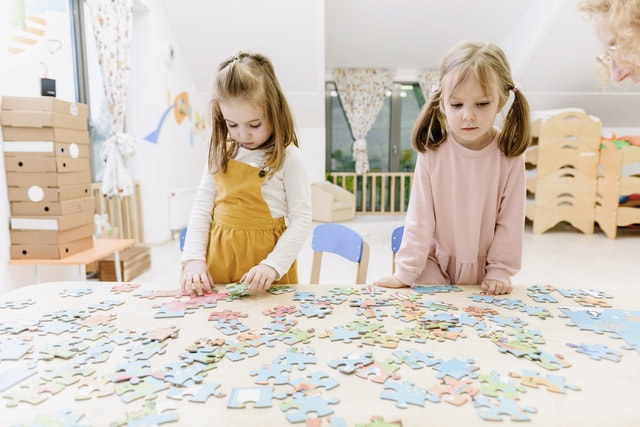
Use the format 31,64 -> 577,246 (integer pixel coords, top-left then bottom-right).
239,127 -> 251,139
462,109 -> 475,121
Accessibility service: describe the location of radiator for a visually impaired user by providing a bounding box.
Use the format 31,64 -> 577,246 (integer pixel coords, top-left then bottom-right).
168,187 -> 197,236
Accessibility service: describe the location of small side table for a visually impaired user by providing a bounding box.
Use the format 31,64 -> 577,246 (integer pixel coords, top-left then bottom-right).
8,238 -> 136,283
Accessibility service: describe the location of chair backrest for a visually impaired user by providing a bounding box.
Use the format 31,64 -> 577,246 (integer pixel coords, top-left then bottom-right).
179,227 -> 187,252
391,225 -> 404,273
309,223 -> 370,284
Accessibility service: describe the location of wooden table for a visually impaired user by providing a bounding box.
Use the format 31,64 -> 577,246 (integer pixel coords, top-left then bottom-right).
8,238 -> 136,283
0,281 -> 638,426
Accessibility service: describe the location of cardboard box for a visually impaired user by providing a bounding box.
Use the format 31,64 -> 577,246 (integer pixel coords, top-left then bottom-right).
99,246 -> 151,282
11,196 -> 95,216
4,153 -> 90,173
10,223 -> 95,245
6,170 -> 91,188
1,111 -> 88,131
1,126 -> 90,143
1,96 -> 88,117
10,236 -> 94,260
7,183 -> 92,202
10,209 -> 94,231
4,141 -> 90,156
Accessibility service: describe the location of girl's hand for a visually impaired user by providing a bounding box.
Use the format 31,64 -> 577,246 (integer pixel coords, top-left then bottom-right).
180,260 -> 214,295
373,275 -> 409,289
242,264 -> 277,292
481,279 -> 512,295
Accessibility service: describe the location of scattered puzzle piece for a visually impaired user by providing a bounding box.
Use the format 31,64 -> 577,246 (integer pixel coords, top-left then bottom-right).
472,396 -> 537,421
380,380 -> 436,408
509,369 -> 581,394
428,376 -> 479,405
280,392 -> 340,423
566,342 -> 622,362
228,386 -> 274,408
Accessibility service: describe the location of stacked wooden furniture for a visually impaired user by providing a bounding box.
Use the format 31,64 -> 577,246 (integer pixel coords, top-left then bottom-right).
2,96 -> 95,259
525,109 -> 601,234
595,136 -> 640,238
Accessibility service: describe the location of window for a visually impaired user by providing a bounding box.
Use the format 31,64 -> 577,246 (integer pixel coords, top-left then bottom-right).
325,81 -> 424,174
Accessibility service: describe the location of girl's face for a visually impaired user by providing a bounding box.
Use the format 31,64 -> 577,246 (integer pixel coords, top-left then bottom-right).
443,73 -> 502,150
219,99 -> 272,150
592,12 -> 639,83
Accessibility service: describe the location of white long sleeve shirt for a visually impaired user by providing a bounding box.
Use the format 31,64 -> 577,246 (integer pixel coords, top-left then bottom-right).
180,144 -> 312,278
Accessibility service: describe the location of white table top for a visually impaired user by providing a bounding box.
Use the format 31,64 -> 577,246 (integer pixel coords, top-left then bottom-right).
1,281 -> 638,426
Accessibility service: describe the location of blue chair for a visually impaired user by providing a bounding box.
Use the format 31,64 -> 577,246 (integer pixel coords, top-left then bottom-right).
179,227 -> 187,252
391,225 -> 404,273
309,223 -> 370,284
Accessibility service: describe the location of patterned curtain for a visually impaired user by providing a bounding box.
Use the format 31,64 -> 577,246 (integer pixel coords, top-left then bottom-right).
333,69 -> 395,174
86,0 -> 135,197
417,68 -> 440,101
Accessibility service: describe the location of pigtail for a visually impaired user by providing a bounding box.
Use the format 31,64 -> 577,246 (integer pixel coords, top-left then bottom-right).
498,89 -> 531,157
412,93 -> 447,153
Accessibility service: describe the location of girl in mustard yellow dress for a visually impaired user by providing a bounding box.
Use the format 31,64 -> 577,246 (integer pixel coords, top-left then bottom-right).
180,52 -> 312,294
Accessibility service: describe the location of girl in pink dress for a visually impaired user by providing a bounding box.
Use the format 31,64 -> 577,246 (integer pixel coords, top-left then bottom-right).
375,41 -> 531,295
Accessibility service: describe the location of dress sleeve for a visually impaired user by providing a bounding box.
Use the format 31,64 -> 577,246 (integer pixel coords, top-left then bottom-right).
394,152 -> 436,286
261,146 -> 313,279
484,155 -> 526,283
180,162 -> 216,264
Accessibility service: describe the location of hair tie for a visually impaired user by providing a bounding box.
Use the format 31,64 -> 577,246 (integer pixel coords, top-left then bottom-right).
233,54 -> 240,62
430,84 -> 441,94
511,82 -> 521,93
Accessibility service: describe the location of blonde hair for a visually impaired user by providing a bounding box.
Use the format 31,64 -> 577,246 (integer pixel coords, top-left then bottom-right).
578,0 -> 640,78
208,51 -> 298,174
412,41 -> 530,157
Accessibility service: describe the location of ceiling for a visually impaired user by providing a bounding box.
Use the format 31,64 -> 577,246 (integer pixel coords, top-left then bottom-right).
156,0 -> 640,128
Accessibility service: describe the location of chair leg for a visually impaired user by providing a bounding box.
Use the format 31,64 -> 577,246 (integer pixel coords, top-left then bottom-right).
355,242 -> 370,284
309,251 -> 323,284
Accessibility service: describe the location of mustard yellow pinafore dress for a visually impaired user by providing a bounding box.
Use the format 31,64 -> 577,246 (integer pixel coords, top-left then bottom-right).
205,159 -> 298,285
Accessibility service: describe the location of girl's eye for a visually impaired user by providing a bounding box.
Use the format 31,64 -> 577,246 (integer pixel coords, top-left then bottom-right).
450,103 -> 462,108
477,102 -> 490,107
226,123 -> 237,128
249,123 -> 261,129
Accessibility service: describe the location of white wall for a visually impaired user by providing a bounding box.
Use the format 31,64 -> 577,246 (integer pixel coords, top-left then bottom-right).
0,5 -> 81,291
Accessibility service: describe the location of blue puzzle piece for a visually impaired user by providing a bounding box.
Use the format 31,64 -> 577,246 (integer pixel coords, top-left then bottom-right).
380,380 -> 437,408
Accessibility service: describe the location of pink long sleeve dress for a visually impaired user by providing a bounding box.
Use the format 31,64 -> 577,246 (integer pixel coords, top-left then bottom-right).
394,131 -> 526,287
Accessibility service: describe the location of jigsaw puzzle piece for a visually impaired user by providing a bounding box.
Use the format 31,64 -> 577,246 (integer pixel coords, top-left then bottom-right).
227,386 -> 274,408
432,357 -> 479,380
75,374 -> 116,400
380,380 -> 436,408
280,392 -> 340,423
277,345 -> 317,370
428,376 -> 479,405
327,352 -> 374,374
167,381 -> 226,402
472,396 -> 537,421
0,366 -> 37,393
566,342 -> 623,362
477,370 -> 526,400
391,348 -> 437,369
355,359 -> 401,384
250,361 -> 293,385
509,369 -> 581,393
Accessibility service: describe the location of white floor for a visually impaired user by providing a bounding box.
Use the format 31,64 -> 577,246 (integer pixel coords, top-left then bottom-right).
135,216 -> 639,290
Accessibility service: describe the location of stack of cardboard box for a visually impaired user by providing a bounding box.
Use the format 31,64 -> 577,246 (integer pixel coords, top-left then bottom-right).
525,109 -> 602,235
1,96 -> 95,259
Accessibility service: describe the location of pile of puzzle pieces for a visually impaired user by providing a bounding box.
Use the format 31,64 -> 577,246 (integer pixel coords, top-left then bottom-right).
0,281 -> 637,425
